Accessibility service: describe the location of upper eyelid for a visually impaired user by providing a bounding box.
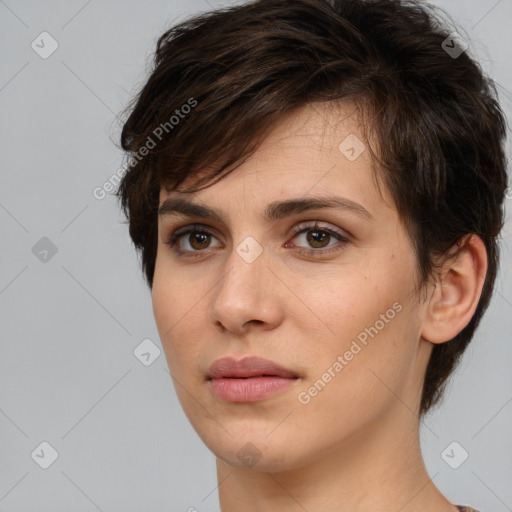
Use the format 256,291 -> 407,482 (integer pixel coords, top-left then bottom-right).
168,220 -> 345,233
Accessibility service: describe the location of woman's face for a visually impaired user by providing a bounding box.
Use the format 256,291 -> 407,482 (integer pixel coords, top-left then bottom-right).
152,103 -> 432,472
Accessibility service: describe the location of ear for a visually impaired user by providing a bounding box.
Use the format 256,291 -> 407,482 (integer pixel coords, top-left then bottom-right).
421,234 -> 488,344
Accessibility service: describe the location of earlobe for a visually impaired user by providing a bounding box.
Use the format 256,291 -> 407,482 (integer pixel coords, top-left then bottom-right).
421,234 -> 488,344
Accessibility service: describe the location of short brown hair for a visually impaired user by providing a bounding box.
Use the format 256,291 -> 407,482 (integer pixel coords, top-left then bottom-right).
116,0 -> 508,415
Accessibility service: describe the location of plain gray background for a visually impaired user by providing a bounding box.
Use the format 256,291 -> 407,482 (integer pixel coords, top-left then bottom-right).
0,0 -> 511,511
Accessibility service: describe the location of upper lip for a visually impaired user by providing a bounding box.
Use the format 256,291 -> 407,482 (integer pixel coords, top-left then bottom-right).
207,356 -> 299,380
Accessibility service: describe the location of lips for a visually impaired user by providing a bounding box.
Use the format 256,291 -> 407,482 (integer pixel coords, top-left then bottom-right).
207,356 -> 299,380
207,356 -> 300,402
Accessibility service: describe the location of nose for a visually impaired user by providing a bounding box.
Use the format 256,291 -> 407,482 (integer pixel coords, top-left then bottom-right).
209,242 -> 285,335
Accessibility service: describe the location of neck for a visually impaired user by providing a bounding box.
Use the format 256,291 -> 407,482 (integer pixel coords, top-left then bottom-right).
216,407 -> 456,512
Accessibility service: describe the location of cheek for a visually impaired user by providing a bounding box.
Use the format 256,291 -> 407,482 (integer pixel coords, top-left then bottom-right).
296,264 -> 403,347
295,303 -> 421,437
151,265 -> 205,371
297,252 -> 420,385
152,274 -> 215,428
151,252 -> 199,332
151,267 -> 174,341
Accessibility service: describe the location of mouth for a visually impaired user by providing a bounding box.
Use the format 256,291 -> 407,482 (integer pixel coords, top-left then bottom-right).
207,356 -> 300,380
207,356 -> 300,402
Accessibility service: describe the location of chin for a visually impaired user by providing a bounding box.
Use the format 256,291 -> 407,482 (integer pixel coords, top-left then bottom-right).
191,418 -> 313,472
214,439 -> 304,473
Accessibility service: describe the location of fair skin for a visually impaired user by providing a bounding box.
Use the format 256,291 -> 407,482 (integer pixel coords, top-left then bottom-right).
152,102 -> 487,512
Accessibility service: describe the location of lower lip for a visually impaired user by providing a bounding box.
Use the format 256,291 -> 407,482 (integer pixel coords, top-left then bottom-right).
208,376 -> 297,402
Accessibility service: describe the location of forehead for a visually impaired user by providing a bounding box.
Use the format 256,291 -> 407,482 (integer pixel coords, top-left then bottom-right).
158,101 -> 392,216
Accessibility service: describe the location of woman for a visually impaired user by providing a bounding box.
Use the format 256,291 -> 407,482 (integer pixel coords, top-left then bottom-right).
116,0 -> 507,510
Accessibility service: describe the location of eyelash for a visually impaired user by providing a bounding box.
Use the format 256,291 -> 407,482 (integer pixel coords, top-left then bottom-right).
164,222 -> 349,259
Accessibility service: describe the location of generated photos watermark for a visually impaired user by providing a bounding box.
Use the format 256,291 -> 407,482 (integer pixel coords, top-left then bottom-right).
93,97 -> 197,200
298,301 -> 403,405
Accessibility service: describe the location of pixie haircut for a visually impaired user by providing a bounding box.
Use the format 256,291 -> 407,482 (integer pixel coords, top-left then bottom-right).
116,0 -> 508,415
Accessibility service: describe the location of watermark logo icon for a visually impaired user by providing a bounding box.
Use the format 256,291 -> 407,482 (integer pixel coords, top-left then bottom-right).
236,442 -> 262,468
441,441 -> 469,469
236,236 -> 263,264
133,338 -> 161,367
32,237 -> 58,263
31,32 -> 59,59
338,134 -> 365,161
31,441 -> 59,469
442,32 -> 468,59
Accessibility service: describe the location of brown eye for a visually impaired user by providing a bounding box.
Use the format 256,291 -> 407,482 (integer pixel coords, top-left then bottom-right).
288,221 -> 349,256
165,224 -> 221,257
305,229 -> 331,248
188,232 -> 211,250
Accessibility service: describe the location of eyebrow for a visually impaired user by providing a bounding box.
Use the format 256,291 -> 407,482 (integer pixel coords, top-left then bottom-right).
158,195 -> 374,222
